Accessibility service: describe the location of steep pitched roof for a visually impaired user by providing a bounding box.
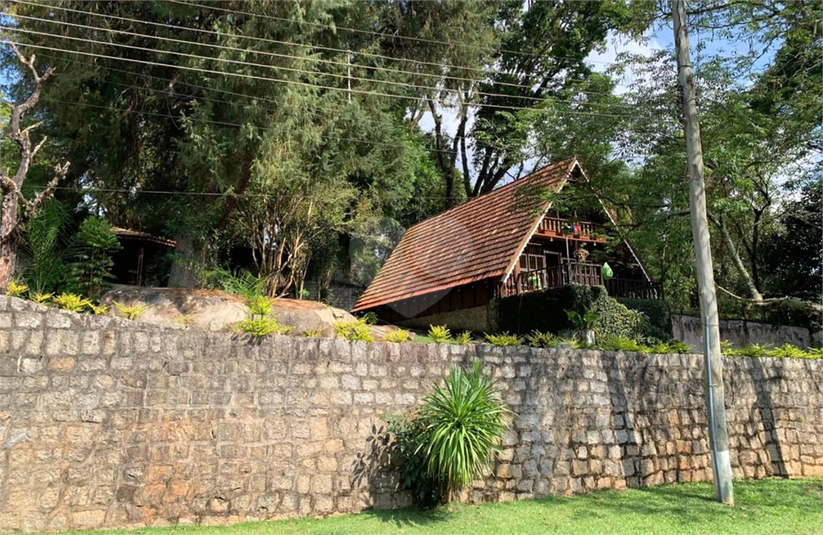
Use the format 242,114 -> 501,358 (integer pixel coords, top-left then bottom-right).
352,158 -> 579,312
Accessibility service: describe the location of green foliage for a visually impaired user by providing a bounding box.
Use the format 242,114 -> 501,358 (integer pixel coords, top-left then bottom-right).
383,329 -> 411,343
362,312 -> 379,325
598,336 -> 693,355
335,320 -> 375,342
175,314 -> 195,327
301,328 -> 323,337
417,361 -> 509,499
202,267 -> 268,300
722,342 -> 820,360
484,332 -> 523,347
525,331 -> 561,349
559,337 -> 583,349
113,301 -> 147,320
65,217 -> 121,298
30,292 -> 52,305
247,295 -> 274,317
496,285 -> 660,341
385,414 -> 442,508
20,199 -> 70,295
5,281 -> 28,297
453,331 -> 473,345
88,303 -> 109,316
427,325 -> 451,344
615,298 -> 673,341
598,336 -> 644,352
52,293 -> 91,312
238,317 -> 292,338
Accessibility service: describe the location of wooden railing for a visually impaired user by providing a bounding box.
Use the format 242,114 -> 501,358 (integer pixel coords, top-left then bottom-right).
536,217 -> 603,241
499,261 -> 663,300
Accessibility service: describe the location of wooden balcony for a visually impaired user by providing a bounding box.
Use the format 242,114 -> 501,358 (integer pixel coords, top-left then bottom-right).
534,217 -> 607,243
498,260 -> 663,300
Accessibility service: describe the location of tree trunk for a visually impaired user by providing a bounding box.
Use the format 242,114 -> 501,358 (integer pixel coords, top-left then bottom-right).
0,192 -> 20,291
718,215 -> 763,300
168,235 -> 205,289
672,0 -> 734,506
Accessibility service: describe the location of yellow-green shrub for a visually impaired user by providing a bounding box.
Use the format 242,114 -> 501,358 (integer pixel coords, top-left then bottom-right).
335,319 -> 374,342
427,325 -> 450,344
383,329 -> 411,343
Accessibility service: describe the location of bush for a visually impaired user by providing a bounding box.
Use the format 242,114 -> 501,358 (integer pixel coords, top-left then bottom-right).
383,329 -> 411,343
52,293 -> 91,312
427,325 -> 450,344
417,361 -> 509,499
247,295 -> 274,317
65,217 -> 121,298
453,331 -> 473,345
30,292 -> 52,305
599,336 -> 644,352
485,332 -> 522,347
722,342 -> 821,360
616,298 -> 672,340
5,281 -> 28,297
385,414 -> 443,508
238,317 -> 291,337
113,301 -> 147,320
362,311 -> 378,325
301,328 -> 323,337
88,303 -> 109,315
525,330 -> 561,348
335,319 -> 374,342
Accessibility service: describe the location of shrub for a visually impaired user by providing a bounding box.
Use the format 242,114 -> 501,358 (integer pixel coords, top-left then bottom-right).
558,337 -> 583,349
52,293 -> 91,312
723,342 -> 821,360
383,329 -> 411,343
599,336 -> 644,352
113,301 -> 147,320
417,361 -> 509,499
5,281 -> 28,297
385,414 -> 443,508
20,199 -> 70,295
238,317 -> 291,337
525,330 -> 560,349
485,332 -> 522,347
247,295 -> 274,317
175,314 -> 195,327
335,319 -> 374,342
362,311 -> 379,325
30,292 -> 52,305
616,297 -> 672,340
88,303 -> 109,315
566,309 -> 598,331
301,328 -> 323,337
65,217 -> 121,298
427,325 -> 450,344
453,331 -> 473,345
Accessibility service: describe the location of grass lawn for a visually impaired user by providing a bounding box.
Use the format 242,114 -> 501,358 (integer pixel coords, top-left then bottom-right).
65,478 -> 821,535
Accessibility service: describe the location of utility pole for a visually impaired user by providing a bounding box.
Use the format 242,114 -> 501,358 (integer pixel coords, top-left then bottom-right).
671,0 -> 734,505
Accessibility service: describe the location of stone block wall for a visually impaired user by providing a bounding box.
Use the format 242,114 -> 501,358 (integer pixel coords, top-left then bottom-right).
672,314 -> 813,350
0,296 -> 821,532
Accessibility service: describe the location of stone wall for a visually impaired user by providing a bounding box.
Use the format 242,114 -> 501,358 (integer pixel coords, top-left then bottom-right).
396,305 -> 491,333
0,296 -> 821,532
672,314 -> 813,351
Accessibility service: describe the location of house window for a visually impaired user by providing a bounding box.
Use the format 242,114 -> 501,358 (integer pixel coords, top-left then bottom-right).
519,253 -> 546,272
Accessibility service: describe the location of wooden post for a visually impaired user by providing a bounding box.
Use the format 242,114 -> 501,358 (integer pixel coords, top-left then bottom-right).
672,0 -> 734,505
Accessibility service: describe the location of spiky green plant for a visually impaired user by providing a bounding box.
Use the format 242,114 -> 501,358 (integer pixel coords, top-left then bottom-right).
427,325 -> 450,344
524,330 -> 560,348
301,328 -> 323,337
5,281 -> 28,297
52,293 -> 91,312
247,295 -> 274,317
335,319 -> 374,342
88,303 -> 109,315
30,291 -> 53,305
453,331 -> 473,345
485,332 -> 522,347
237,317 -> 292,337
113,301 -> 147,320
417,361 -> 509,500
383,329 -> 411,343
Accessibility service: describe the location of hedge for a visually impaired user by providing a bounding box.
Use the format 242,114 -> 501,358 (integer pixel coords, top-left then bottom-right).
494,284 -> 668,341
616,297 -> 673,341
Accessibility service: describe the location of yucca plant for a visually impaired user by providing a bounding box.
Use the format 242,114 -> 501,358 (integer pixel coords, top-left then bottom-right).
417,361 -> 509,500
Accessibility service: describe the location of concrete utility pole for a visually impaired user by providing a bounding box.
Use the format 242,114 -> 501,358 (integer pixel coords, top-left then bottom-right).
671,0 -> 734,505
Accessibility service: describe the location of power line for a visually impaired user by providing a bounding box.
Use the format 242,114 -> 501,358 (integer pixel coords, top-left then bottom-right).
171,0 -> 619,66
4,30 -> 643,119
7,12 -> 639,107
12,0 -> 631,94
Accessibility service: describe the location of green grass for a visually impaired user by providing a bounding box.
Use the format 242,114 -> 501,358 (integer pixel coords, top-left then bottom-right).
62,478 -> 821,535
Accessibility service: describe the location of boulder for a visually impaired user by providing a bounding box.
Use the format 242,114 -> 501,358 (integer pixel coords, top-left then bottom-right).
99,286 -> 356,336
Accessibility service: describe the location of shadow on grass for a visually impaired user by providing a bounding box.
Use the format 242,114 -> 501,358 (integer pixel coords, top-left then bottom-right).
356,506 -> 453,529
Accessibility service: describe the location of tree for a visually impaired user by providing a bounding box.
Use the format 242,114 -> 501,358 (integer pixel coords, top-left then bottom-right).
0,43 -> 69,291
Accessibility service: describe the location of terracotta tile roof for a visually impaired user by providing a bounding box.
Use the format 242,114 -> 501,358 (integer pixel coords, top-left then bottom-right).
111,227 -> 176,247
352,158 -> 578,312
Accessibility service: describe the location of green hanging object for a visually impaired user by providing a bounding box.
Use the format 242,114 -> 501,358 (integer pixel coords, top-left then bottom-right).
601,262 -> 614,281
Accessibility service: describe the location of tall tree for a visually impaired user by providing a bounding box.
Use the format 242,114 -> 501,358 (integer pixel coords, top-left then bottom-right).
0,44 -> 69,291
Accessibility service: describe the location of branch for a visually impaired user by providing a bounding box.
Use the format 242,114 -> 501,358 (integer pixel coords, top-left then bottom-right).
716,284 -> 823,314
20,162 -> 70,225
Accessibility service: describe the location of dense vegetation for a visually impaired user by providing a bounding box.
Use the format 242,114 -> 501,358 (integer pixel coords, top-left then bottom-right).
0,1 -> 819,325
